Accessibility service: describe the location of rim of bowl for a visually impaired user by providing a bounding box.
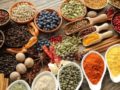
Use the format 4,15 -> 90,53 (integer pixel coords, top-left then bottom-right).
31,71 -> 59,90
81,51 -> 106,89
9,1 -> 37,24
0,30 -> 5,48
7,80 -> 31,90
82,0 -> 109,10
0,9 -> 10,27
57,62 -> 84,90
109,0 -> 120,9
105,44 -> 120,83
111,11 -> 120,34
34,8 -> 62,33
59,0 -> 87,22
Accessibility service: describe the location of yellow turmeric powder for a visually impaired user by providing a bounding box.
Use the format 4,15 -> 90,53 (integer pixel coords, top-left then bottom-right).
106,45 -> 120,77
83,33 -> 100,46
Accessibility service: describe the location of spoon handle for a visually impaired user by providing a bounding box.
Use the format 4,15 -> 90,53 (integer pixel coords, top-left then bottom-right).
88,14 -> 108,25
96,23 -> 109,32
100,31 -> 113,39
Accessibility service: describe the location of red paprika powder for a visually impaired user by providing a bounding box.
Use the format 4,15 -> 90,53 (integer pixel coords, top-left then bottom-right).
83,52 -> 104,84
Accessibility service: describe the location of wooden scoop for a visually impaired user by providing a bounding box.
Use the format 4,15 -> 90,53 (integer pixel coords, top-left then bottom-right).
83,31 -> 113,47
79,23 -> 110,38
64,14 -> 108,35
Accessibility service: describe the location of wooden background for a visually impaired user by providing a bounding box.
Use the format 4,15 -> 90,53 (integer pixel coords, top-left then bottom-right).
0,0 -> 120,90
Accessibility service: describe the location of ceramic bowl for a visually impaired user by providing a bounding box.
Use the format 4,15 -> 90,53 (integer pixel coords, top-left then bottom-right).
7,80 -> 31,90
31,71 -> 59,90
105,44 -> 120,83
57,62 -> 83,90
81,51 -> 106,90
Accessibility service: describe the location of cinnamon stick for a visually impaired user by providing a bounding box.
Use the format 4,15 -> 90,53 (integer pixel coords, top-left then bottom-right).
0,74 -> 4,90
4,78 -> 9,90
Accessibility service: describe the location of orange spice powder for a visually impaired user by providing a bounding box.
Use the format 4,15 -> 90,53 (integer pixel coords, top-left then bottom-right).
83,52 -> 104,84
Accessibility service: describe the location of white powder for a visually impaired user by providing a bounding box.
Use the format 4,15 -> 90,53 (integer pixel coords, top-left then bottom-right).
33,75 -> 56,90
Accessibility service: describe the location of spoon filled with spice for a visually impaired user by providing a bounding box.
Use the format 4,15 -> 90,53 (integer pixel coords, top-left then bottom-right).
64,14 -> 108,35
81,51 -> 106,90
79,23 -> 110,38
82,30 -> 113,47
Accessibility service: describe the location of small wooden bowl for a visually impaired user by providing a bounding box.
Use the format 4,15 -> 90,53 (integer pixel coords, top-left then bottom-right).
0,30 -> 5,48
59,0 -> 87,22
0,9 -> 10,27
9,1 -> 37,24
34,9 -> 62,33
82,0 -> 108,10
111,11 -> 120,34
109,0 -> 120,9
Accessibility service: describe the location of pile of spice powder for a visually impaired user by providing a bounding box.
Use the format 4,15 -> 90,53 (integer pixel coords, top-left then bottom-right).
82,33 -> 100,46
11,2 -> 36,22
112,13 -> 120,32
54,36 -> 81,57
84,0 -> 107,9
106,45 -> 120,77
83,52 -> 104,84
59,64 -> 81,90
61,0 -> 86,19
4,21 -> 32,48
33,74 -> 56,90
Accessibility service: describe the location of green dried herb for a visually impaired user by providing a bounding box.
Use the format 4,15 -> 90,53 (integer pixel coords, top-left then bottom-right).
59,64 -> 81,90
61,0 -> 86,19
54,36 -> 81,57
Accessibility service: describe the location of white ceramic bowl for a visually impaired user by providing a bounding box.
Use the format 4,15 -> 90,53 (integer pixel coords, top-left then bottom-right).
57,62 -> 83,90
7,80 -> 31,90
81,51 -> 106,90
31,71 -> 59,90
105,44 -> 120,83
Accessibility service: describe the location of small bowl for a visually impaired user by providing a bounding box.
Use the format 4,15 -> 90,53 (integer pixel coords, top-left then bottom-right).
0,9 -> 10,27
105,44 -> 120,83
32,71 -> 59,90
34,9 -> 62,33
0,30 -> 5,48
57,62 -> 83,90
109,0 -> 120,9
81,51 -> 106,90
59,0 -> 87,22
82,0 -> 108,10
7,80 -> 31,90
111,11 -> 120,34
9,1 -> 36,24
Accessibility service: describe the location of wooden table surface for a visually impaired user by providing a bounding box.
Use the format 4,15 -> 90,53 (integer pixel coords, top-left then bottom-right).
0,0 -> 120,90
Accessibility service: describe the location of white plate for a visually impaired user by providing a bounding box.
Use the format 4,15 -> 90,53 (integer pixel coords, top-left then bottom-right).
57,62 -> 83,90
7,80 -> 31,90
81,51 -> 106,90
31,71 -> 58,90
105,44 -> 120,83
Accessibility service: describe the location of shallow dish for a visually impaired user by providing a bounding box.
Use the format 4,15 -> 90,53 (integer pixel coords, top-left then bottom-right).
32,71 -> 59,90
105,44 -> 120,83
57,62 -> 83,90
81,51 -> 106,90
7,80 -> 31,90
